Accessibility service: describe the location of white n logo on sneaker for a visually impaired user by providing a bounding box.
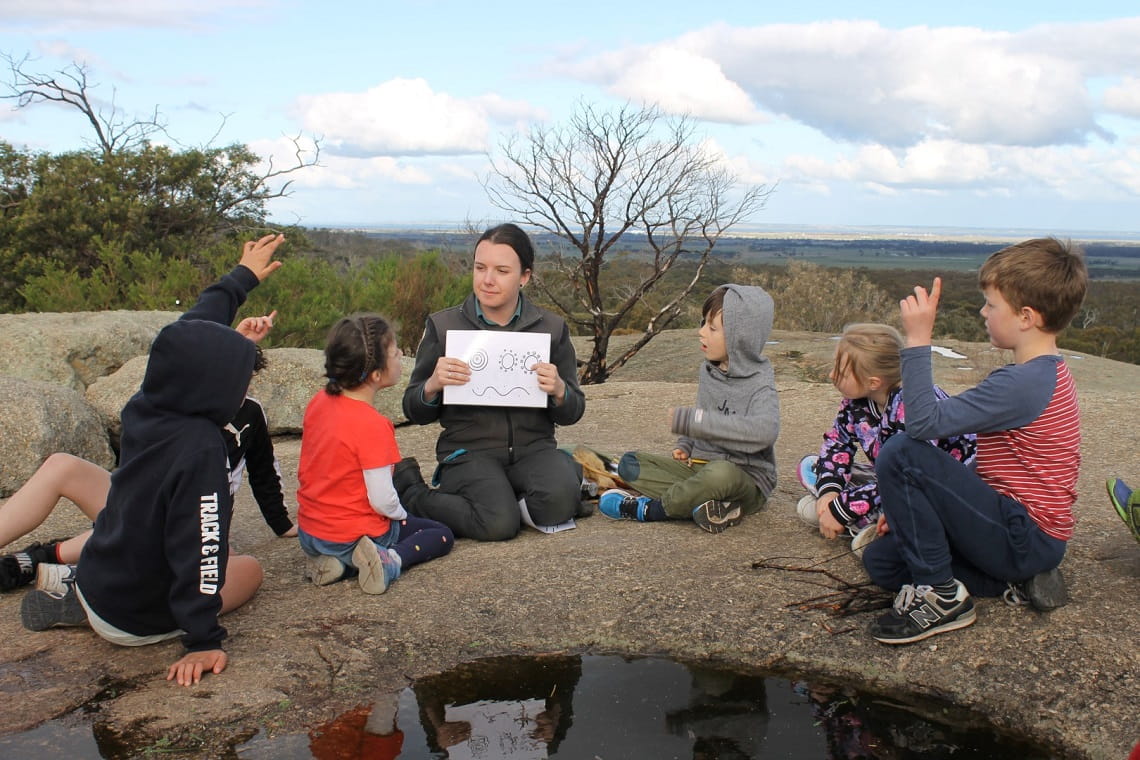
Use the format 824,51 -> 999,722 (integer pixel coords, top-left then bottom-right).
908,603 -> 942,629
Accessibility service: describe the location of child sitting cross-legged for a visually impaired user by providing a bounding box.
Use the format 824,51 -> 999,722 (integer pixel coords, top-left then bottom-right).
598,284 -> 779,533
297,315 -> 454,593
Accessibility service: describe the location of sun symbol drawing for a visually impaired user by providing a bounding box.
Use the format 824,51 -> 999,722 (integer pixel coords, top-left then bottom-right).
520,351 -> 541,374
498,349 -> 520,372
468,349 -> 489,372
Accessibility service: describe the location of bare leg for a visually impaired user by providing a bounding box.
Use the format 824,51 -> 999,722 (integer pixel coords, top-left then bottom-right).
0,454 -> 110,550
219,554 -> 263,615
56,531 -> 93,564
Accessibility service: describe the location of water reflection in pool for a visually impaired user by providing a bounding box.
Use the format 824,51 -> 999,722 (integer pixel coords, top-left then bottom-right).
236,653 -> 1056,759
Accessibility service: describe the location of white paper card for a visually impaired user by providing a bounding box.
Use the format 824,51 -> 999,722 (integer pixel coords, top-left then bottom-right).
443,330 -> 549,408
518,497 -> 576,534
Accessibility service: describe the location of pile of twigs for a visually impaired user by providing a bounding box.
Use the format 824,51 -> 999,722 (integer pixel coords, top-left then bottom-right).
751,554 -> 894,619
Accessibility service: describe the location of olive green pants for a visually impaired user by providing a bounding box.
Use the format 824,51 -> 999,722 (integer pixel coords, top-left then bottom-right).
617,451 -> 766,519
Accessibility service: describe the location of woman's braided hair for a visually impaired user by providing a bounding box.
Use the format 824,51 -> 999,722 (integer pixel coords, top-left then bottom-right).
323,313 -> 395,395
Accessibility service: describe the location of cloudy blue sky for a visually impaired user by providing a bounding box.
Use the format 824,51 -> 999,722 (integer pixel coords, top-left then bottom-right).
2,1 -> 1139,235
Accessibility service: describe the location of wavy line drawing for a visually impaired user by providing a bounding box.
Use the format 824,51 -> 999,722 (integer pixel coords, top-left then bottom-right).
472,386 -> 531,397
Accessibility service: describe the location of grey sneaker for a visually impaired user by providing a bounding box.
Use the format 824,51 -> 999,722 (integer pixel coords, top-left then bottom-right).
1024,567 -> 1069,610
352,538 -> 399,595
35,563 -> 77,595
796,494 -> 819,527
850,523 -> 879,557
304,554 -> 345,586
21,583 -> 88,631
691,500 -> 743,534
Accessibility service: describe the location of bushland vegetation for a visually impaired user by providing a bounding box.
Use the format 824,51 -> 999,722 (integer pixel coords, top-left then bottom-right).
3,56 -> 1133,369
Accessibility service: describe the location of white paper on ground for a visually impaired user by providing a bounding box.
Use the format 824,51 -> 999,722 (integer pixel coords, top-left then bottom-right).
518,497 -> 576,534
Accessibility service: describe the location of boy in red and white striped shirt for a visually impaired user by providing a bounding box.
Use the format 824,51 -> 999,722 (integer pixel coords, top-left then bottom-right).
863,238 -> 1088,645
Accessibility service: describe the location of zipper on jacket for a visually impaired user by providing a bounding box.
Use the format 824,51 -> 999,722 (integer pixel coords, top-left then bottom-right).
505,409 -> 515,463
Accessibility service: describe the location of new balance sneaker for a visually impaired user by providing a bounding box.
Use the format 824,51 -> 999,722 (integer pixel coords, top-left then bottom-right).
796,494 -> 820,527
599,489 -> 652,521
304,554 -> 346,586
797,455 -> 819,495
35,563 -> 77,595
691,500 -> 743,534
869,580 -> 976,645
21,583 -> 88,631
850,523 -> 879,558
352,538 -> 400,595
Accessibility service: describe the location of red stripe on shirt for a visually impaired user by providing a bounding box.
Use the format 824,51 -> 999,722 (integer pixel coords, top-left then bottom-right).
975,361 -> 1080,540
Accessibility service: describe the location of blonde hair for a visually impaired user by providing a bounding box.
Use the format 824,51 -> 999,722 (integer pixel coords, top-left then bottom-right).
833,323 -> 903,392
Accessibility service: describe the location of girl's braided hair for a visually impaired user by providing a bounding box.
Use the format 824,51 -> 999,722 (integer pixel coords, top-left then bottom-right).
323,314 -> 395,395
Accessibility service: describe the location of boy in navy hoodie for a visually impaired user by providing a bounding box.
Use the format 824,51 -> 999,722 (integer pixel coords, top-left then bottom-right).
19,234 -> 284,687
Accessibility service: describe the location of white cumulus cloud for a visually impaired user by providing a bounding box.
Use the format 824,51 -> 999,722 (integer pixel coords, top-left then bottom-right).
558,18 -> 1140,148
293,78 -> 542,158
1104,77 -> 1140,118
557,44 -> 765,125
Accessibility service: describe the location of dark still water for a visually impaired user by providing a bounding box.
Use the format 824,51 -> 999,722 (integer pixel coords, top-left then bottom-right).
236,654 -> 1055,759
0,654 -> 1057,759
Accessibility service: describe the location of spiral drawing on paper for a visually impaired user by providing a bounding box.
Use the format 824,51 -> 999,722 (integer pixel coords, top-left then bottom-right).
468,349 -> 489,371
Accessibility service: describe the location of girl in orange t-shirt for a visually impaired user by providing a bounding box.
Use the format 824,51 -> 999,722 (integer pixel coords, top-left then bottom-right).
298,315 -> 454,593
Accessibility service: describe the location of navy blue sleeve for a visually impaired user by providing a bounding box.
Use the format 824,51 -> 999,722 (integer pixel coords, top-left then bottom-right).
901,348 -> 1056,440
179,265 -> 260,326
164,448 -> 230,652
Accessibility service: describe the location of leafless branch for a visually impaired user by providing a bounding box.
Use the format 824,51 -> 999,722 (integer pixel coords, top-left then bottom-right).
484,101 -> 774,383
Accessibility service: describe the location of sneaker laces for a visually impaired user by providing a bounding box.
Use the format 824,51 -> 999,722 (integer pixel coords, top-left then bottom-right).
1002,582 -> 1029,607
892,584 -> 933,613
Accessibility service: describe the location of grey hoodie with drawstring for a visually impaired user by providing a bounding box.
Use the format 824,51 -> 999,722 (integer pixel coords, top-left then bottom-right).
671,283 -> 779,496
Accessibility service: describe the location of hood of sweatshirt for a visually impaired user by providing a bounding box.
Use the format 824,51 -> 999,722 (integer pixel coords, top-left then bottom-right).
122,319 -> 256,444
708,283 -> 773,380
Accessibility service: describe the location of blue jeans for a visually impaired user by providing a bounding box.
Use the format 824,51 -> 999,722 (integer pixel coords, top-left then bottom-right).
299,520 -> 400,566
862,435 -> 1066,597
299,515 -> 454,572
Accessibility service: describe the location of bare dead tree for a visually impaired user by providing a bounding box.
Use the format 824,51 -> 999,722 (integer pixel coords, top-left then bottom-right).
485,102 -> 774,384
1,52 -> 168,157
1,51 -> 321,228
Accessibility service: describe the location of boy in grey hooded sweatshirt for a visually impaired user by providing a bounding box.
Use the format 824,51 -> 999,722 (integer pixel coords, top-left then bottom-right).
599,284 -> 779,533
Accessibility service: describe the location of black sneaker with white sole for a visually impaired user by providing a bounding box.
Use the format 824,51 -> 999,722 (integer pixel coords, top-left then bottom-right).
691,500 -> 743,534
869,580 -> 976,645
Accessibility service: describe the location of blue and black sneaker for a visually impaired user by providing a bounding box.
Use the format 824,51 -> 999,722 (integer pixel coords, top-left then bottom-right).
599,489 -> 652,521
1107,478 -> 1140,543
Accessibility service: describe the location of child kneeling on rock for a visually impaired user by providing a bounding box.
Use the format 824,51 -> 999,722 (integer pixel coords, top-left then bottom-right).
297,315 -> 453,593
